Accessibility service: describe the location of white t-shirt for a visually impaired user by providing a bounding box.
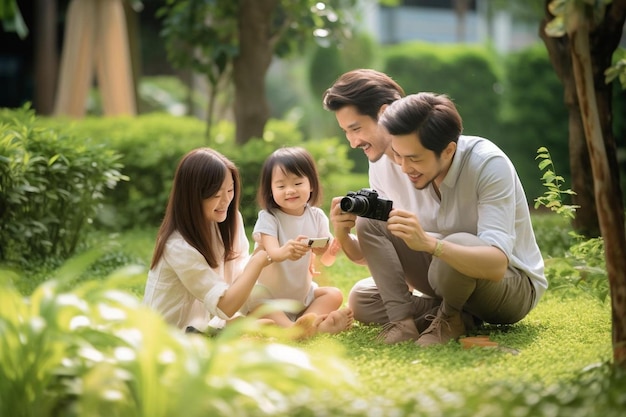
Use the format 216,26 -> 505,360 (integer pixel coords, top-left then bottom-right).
369,136 -> 547,307
252,205 -> 332,305
143,212 -> 250,330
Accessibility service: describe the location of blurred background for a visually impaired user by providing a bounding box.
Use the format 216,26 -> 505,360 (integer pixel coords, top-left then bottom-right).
1,0 -> 625,227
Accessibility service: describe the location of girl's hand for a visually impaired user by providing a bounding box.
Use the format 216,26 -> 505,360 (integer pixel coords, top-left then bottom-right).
309,253 -> 321,276
280,235 -> 310,261
310,239 -> 330,256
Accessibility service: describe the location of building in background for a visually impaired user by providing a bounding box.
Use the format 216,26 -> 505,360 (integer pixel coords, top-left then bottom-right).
365,0 -> 542,53
0,0 -> 623,112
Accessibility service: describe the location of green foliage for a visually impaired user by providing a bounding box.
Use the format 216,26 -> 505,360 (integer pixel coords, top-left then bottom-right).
531,213 -> 575,258
0,106 -> 127,264
605,47 -> 626,88
0,252 -> 357,417
501,44 -> 571,203
0,0 -> 27,38
157,0 -> 359,133
3,240 -> 622,417
383,41 -> 502,140
545,0 -> 611,38
38,114 -> 353,230
158,0 -> 238,84
308,31 -> 380,100
610,52 -> 626,183
534,147 -> 608,301
44,113 -> 207,230
534,146 -> 579,218
158,0 -> 361,64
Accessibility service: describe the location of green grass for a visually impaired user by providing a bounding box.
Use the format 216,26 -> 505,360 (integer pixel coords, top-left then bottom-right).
7,212 -> 621,416
91,214 -> 612,395
302,251 -> 612,397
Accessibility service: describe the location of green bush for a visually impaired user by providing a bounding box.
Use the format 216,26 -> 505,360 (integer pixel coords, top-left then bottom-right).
0,107 -> 127,264
39,115 -> 353,230
383,41 -> 502,140
0,260 -> 356,417
40,113 -> 208,230
533,147 -> 608,302
500,44 -> 571,203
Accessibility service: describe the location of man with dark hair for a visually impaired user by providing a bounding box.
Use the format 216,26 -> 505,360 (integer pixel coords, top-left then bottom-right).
323,69 -> 441,344
323,72 -> 546,346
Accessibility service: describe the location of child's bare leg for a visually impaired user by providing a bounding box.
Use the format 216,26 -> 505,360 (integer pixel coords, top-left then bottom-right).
262,310 -> 296,328
302,287 -> 352,334
318,307 -> 354,334
251,307 -> 322,340
304,287 -> 343,316
293,313 -> 324,340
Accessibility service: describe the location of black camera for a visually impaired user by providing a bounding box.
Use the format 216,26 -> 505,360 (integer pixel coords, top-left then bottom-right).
340,188 -> 393,221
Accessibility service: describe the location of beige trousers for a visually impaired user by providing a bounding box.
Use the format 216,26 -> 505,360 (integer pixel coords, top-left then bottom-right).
348,217 -> 536,327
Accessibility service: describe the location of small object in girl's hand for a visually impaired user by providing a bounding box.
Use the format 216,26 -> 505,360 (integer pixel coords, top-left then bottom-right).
308,237 -> 330,248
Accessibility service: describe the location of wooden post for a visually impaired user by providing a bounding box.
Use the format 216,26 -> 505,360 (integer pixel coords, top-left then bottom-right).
54,0 -> 136,117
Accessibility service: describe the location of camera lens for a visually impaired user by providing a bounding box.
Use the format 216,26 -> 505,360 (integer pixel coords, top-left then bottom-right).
340,195 -> 369,215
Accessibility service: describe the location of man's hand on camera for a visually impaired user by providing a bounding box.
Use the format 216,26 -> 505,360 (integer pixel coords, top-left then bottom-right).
330,196 -> 357,233
387,209 -> 434,253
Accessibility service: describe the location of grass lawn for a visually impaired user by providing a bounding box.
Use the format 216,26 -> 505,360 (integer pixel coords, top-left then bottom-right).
8,212 -> 619,416
98,214 -> 614,407
306,257 -> 612,398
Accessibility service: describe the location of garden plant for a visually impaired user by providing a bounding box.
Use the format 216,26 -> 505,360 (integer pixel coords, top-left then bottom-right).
1,112 -> 625,415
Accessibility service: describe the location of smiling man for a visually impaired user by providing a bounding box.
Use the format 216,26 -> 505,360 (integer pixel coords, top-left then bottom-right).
323,70 -> 443,344
323,73 -> 547,346
378,92 -> 547,346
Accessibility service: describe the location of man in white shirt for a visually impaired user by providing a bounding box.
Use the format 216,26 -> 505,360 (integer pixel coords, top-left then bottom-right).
323,71 -> 546,346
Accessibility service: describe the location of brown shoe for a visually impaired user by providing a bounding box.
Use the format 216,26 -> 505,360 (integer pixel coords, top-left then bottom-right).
377,317 -> 420,344
416,306 -> 482,334
416,307 -> 466,347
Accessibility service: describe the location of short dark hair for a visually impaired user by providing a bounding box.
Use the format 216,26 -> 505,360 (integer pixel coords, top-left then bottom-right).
379,93 -> 463,157
322,69 -> 405,120
257,147 -> 322,212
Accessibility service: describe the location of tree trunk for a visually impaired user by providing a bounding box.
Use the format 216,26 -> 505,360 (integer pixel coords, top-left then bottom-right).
540,14 -> 599,237
34,0 -> 57,115
541,0 -> 626,237
232,0 -> 276,145
567,3 -> 626,368
123,0 -> 140,113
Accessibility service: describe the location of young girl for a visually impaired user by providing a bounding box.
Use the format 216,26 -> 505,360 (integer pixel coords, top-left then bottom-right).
251,147 -> 353,336
144,148 -> 272,333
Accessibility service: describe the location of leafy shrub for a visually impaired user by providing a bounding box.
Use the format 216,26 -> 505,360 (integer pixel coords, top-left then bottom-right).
39,115 -> 353,230
40,113 -> 208,230
0,106 -> 127,264
532,213 -> 575,257
500,44 -> 571,203
2,260 -> 624,417
534,147 -> 608,301
0,255 -> 356,417
383,41 -> 502,140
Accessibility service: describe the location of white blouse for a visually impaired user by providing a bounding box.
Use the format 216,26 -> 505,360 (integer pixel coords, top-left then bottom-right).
143,212 -> 250,330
